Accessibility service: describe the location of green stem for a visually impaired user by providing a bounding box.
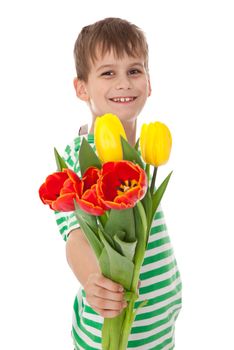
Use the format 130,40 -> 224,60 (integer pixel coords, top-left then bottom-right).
150,166 -> 158,195
101,212 -> 148,349
97,212 -> 108,229
118,243 -> 146,349
102,311 -> 126,350
119,293 -> 138,350
145,163 -> 150,186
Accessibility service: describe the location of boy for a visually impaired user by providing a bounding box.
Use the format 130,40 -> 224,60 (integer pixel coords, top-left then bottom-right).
55,17 -> 182,349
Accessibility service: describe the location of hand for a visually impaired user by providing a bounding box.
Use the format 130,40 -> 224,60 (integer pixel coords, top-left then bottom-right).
83,272 -> 127,318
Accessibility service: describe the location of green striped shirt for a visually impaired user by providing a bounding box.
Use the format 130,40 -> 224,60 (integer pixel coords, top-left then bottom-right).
55,134 -> 182,349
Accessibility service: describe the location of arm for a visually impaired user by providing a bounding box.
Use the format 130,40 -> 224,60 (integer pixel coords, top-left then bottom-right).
66,228 -> 127,318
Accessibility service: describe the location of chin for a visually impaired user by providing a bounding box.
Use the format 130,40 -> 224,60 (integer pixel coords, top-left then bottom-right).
116,114 -> 137,123
115,109 -> 139,120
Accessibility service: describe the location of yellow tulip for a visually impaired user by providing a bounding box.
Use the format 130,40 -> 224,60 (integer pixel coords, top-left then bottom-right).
94,113 -> 127,162
140,121 -> 172,166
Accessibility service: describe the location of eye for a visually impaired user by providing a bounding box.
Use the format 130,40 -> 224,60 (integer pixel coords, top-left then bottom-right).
128,69 -> 141,75
101,71 -> 114,77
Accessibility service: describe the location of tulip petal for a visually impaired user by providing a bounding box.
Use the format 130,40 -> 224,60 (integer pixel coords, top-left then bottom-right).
46,173 -> 68,197
82,167 -> 101,192
153,122 -> 172,166
97,161 -> 147,210
39,172 -> 69,205
94,114 -> 127,162
76,196 -> 106,216
52,193 -> 77,211
64,168 -> 81,183
140,121 -> 172,166
60,179 -> 75,194
39,183 -> 51,204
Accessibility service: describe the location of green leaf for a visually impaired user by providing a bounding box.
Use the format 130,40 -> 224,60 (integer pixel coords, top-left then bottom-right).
130,201 -> 148,292
124,291 -> 138,302
136,201 -> 147,235
133,300 -> 148,319
54,147 -> 68,171
73,202 -> 98,235
141,188 -> 152,234
133,202 -> 147,244
98,226 -> 115,249
73,203 -> 103,259
113,230 -> 137,261
121,136 -> 144,169
133,202 -> 147,266
98,229 -> 134,290
134,138 -> 140,151
79,137 -> 102,176
151,171 -> 173,222
98,244 -> 111,279
99,248 -> 126,350
98,212 -> 108,229
104,208 -> 135,241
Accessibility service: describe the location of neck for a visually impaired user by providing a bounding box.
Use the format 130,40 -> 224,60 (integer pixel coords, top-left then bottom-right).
121,119 -> 137,147
89,119 -> 137,147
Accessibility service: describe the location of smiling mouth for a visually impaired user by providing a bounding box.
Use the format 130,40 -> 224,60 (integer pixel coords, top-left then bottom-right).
109,97 -> 137,103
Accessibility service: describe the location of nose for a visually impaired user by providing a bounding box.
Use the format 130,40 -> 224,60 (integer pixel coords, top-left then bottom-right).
115,74 -> 132,90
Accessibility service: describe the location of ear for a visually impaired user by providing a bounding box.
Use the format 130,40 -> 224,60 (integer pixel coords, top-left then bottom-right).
147,75 -> 152,97
73,78 -> 90,101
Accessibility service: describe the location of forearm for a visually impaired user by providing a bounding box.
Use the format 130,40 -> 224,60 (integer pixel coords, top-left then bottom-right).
66,228 -> 101,287
66,228 -> 129,318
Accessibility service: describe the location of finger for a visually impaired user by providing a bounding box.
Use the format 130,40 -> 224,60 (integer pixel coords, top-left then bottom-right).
94,286 -> 125,302
90,296 -> 127,311
95,275 -> 123,293
94,306 -> 124,318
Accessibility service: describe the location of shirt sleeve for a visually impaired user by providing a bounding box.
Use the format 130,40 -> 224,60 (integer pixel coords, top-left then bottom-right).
54,134 -> 93,242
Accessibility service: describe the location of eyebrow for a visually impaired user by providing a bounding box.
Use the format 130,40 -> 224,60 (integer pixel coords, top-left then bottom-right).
96,62 -> 144,72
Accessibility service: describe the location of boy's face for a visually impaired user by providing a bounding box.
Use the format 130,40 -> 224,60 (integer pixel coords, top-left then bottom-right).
74,49 -> 151,123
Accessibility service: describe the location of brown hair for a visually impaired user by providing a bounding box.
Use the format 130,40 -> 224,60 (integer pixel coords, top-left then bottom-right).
73,17 -> 149,81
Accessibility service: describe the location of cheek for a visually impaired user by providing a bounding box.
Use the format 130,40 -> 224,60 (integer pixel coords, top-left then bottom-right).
147,83 -> 151,97
140,82 -> 150,100
138,77 -> 149,93
90,83 -> 107,99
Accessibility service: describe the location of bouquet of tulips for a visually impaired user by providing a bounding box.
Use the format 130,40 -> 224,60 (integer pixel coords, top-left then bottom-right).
39,114 -> 172,350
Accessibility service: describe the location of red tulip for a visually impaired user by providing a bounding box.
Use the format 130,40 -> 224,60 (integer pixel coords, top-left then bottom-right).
74,167 -> 108,216
97,161 -> 147,210
39,169 -> 81,211
39,167 -> 108,215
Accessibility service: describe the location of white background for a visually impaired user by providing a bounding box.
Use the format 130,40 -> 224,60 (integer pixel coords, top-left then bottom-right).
0,0 -> 234,349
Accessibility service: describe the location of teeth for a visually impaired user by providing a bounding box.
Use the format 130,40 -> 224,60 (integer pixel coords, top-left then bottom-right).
112,97 -> 135,102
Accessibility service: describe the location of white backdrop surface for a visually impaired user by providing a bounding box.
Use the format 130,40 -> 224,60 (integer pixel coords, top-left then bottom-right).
0,0 -> 234,349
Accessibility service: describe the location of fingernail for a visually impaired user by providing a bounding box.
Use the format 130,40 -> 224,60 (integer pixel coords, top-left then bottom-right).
119,286 -> 124,292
